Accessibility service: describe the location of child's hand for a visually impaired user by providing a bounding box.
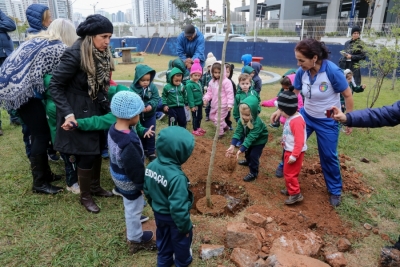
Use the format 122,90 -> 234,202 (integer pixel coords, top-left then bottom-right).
163,106 -> 169,113
143,125 -> 155,138
331,106 -> 347,123
226,145 -> 235,157
191,107 -> 197,112
270,110 -> 281,124
361,84 -> 366,89
236,150 -> 242,159
288,155 -> 297,164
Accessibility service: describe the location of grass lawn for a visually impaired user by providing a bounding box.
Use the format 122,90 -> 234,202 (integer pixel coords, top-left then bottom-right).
0,53 -> 399,266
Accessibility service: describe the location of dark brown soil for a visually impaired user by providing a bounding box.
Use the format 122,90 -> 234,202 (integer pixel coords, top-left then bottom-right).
183,136 -> 372,244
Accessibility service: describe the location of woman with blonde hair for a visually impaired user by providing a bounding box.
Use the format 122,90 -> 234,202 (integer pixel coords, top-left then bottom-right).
0,18 -> 77,195
49,14 -> 115,213
26,3 -> 52,35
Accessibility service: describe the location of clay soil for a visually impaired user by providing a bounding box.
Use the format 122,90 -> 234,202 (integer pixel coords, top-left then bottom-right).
182,135 -> 373,254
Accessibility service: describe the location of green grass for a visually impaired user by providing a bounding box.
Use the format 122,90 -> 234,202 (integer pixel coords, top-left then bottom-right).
0,56 -> 399,266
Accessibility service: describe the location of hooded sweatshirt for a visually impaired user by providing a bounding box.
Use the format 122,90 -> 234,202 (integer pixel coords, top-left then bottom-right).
202,61 -> 234,109
232,95 -> 269,152
233,85 -> 260,122
130,64 -> 159,119
26,4 -> 48,34
166,58 -> 190,85
162,67 -> 187,108
249,62 -> 262,93
143,126 -> 195,234
241,54 -> 252,72
185,79 -> 203,108
0,10 -> 16,58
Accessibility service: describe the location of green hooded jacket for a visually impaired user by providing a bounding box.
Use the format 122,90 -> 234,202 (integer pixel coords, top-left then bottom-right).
185,79 -> 203,108
43,75 -> 146,143
233,86 -> 260,122
242,66 -> 256,88
233,95 -> 268,150
129,64 -> 160,119
143,126 -> 195,234
167,58 -> 190,85
162,67 -> 187,108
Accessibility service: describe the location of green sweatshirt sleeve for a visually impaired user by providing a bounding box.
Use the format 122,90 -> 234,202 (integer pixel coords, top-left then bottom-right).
168,176 -> 192,234
185,84 -> 195,108
241,118 -> 265,150
233,119 -> 244,140
135,121 -> 147,137
352,85 -> 364,93
76,113 -> 116,131
233,95 -> 241,121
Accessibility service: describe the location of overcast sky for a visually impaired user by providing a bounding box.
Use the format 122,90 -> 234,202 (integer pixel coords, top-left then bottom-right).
72,0 -> 247,17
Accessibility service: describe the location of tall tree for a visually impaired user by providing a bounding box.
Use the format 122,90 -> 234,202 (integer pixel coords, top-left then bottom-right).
171,0 -> 198,18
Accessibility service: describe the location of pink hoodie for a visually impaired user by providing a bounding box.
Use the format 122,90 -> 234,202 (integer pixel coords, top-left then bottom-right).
203,61 -> 234,108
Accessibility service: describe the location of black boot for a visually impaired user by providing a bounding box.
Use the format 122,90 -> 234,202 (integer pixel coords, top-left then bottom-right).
78,167 -> 100,213
44,156 -> 62,183
30,155 -> 63,194
90,156 -> 113,197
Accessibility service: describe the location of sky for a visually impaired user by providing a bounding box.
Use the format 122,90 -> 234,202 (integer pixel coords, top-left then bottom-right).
72,0 -> 246,17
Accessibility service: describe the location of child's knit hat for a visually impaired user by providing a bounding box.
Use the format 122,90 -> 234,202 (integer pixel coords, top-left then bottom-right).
190,59 -> 202,75
111,91 -> 144,119
277,90 -> 298,116
205,52 -> 217,68
344,69 -> 356,86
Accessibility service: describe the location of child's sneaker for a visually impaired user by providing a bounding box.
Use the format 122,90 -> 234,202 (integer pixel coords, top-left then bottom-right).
192,129 -> 204,136
269,121 -> 280,128
112,188 -> 123,197
198,128 -> 206,134
66,182 -> 80,194
285,193 -> 304,205
127,230 -> 156,254
243,173 -> 257,182
205,116 -> 210,121
275,164 -> 283,178
280,189 -> 289,196
101,149 -> 109,159
140,215 -> 149,223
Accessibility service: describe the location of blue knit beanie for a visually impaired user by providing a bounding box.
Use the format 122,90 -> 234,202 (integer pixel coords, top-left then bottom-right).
111,91 -> 144,119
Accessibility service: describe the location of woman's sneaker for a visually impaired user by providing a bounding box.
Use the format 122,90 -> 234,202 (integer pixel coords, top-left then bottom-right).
127,230 -> 156,254
66,182 -> 80,194
285,193 -> 304,205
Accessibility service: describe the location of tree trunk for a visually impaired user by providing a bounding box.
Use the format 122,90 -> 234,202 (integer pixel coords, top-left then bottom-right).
206,0 -> 231,208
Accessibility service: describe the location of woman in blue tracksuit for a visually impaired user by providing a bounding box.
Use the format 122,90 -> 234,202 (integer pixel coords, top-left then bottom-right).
271,39 -> 354,207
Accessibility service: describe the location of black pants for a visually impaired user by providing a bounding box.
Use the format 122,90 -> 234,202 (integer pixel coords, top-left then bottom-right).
191,105 -> 203,131
18,99 -> 51,156
168,107 -> 187,128
244,144 -> 265,176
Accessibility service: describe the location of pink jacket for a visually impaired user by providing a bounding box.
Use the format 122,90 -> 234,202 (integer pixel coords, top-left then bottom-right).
203,62 -> 234,108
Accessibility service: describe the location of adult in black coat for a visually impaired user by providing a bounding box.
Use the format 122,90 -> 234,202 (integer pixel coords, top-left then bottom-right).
49,14 -> 114,213
332,101 -> 400,128
339,26 -> 366,86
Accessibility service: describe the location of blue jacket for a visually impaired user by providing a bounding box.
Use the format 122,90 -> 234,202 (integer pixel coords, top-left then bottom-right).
26,4 -> 48,34
176,27 -> 205,67
250,62 -> 262,93
0,10 -> 16,58
346,101 -> 400,128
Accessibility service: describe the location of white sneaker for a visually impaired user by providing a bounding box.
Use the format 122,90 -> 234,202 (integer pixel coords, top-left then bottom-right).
112,188 -> 123,197
66,182 -> 80,194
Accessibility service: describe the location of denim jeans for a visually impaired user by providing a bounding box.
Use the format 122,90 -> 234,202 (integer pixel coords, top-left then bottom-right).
123,195 -> 144,242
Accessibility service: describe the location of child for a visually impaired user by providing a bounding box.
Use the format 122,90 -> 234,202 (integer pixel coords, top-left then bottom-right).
226,95 -> 269,182
202,52 -> 217,121
241,54 -> 263,94
225,63 -> 236,130
341,69 -> 366,112
108,91 -> 155,254
276,90 -> 307,205
233,73 -> 260,123
162,67 -> 188,128
241,54 -> 252,72
242,66 -> 256,88
203,61 -> 234,138
130,64 -> 160,162
143,126 -> 194,267
186,59 -> 206,136
261,74 -> 304,128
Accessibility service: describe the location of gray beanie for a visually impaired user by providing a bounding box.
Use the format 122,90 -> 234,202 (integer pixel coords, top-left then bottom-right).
277,90 -> 298,116
111,91 -> 144,119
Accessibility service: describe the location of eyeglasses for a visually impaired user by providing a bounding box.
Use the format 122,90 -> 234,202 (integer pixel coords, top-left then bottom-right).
306,84 -> 312,99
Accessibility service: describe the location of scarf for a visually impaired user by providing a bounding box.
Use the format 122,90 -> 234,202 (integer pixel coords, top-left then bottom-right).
0,38 -> 65,110
87,46 -> 112,100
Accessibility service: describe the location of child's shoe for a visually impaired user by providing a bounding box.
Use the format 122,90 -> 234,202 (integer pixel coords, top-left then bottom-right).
238,160 -> 249,166
66,182 -> 80,194
198,128 -> 207,134
112,188 -> 123,197
229,126 -> 234,131
205,116 -> 210,121
280,189 -> 289,196
269,121 -> 280,128
140,215 -> 149,223
127,231 -> 156,254
101,149 -> 109,159
243,173 -> 257,182
275,164 -> 283,178
192,129 -> 204,136
285,193 -> 304,205
223,126 -> 230,132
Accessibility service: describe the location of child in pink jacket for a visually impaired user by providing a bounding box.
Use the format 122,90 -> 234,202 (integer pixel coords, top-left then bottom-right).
203,61 -> 234,138
261,74 -> 303,128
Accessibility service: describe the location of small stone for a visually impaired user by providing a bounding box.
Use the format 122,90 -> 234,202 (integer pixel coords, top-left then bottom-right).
364,223 -> 372,230
298,215 -> 305,223
337,238 -> 352,252
244,213 -> 267,228
200,244 -> 224,260
258,251 -> 268,260
325,252 -> 348,267
372,228 -> 379,235
360,157 -> 370,163
381,233 -> 390,241
201,235 -> 211,244
266,217 -> 273,223
262,246 -> 269,253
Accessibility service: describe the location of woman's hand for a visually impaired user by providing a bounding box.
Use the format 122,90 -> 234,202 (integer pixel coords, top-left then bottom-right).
62,116 -> 78,131
226,145 -> 235,157
143,125 -> 155,138
270,109 -> 281,123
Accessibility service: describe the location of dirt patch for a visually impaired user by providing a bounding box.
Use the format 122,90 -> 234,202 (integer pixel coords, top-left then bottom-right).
183,136 -> 371,245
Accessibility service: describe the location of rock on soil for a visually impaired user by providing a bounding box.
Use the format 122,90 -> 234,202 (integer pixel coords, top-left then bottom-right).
337,238 -> 352,252
230,248 -> 263,267
199,244 -> 224,260
325,252 -> 348,267
380,247 -> 400,267
226,222 -> 262,252
270,231 -> 324,256
266,249 -> 330,267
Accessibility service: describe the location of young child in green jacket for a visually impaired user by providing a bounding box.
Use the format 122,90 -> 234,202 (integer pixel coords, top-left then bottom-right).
185,59 -> 206,136
226,95 -> 268,182
341,69 -> 365,112
162,67 -> 188,128
143,126 -> 194,267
